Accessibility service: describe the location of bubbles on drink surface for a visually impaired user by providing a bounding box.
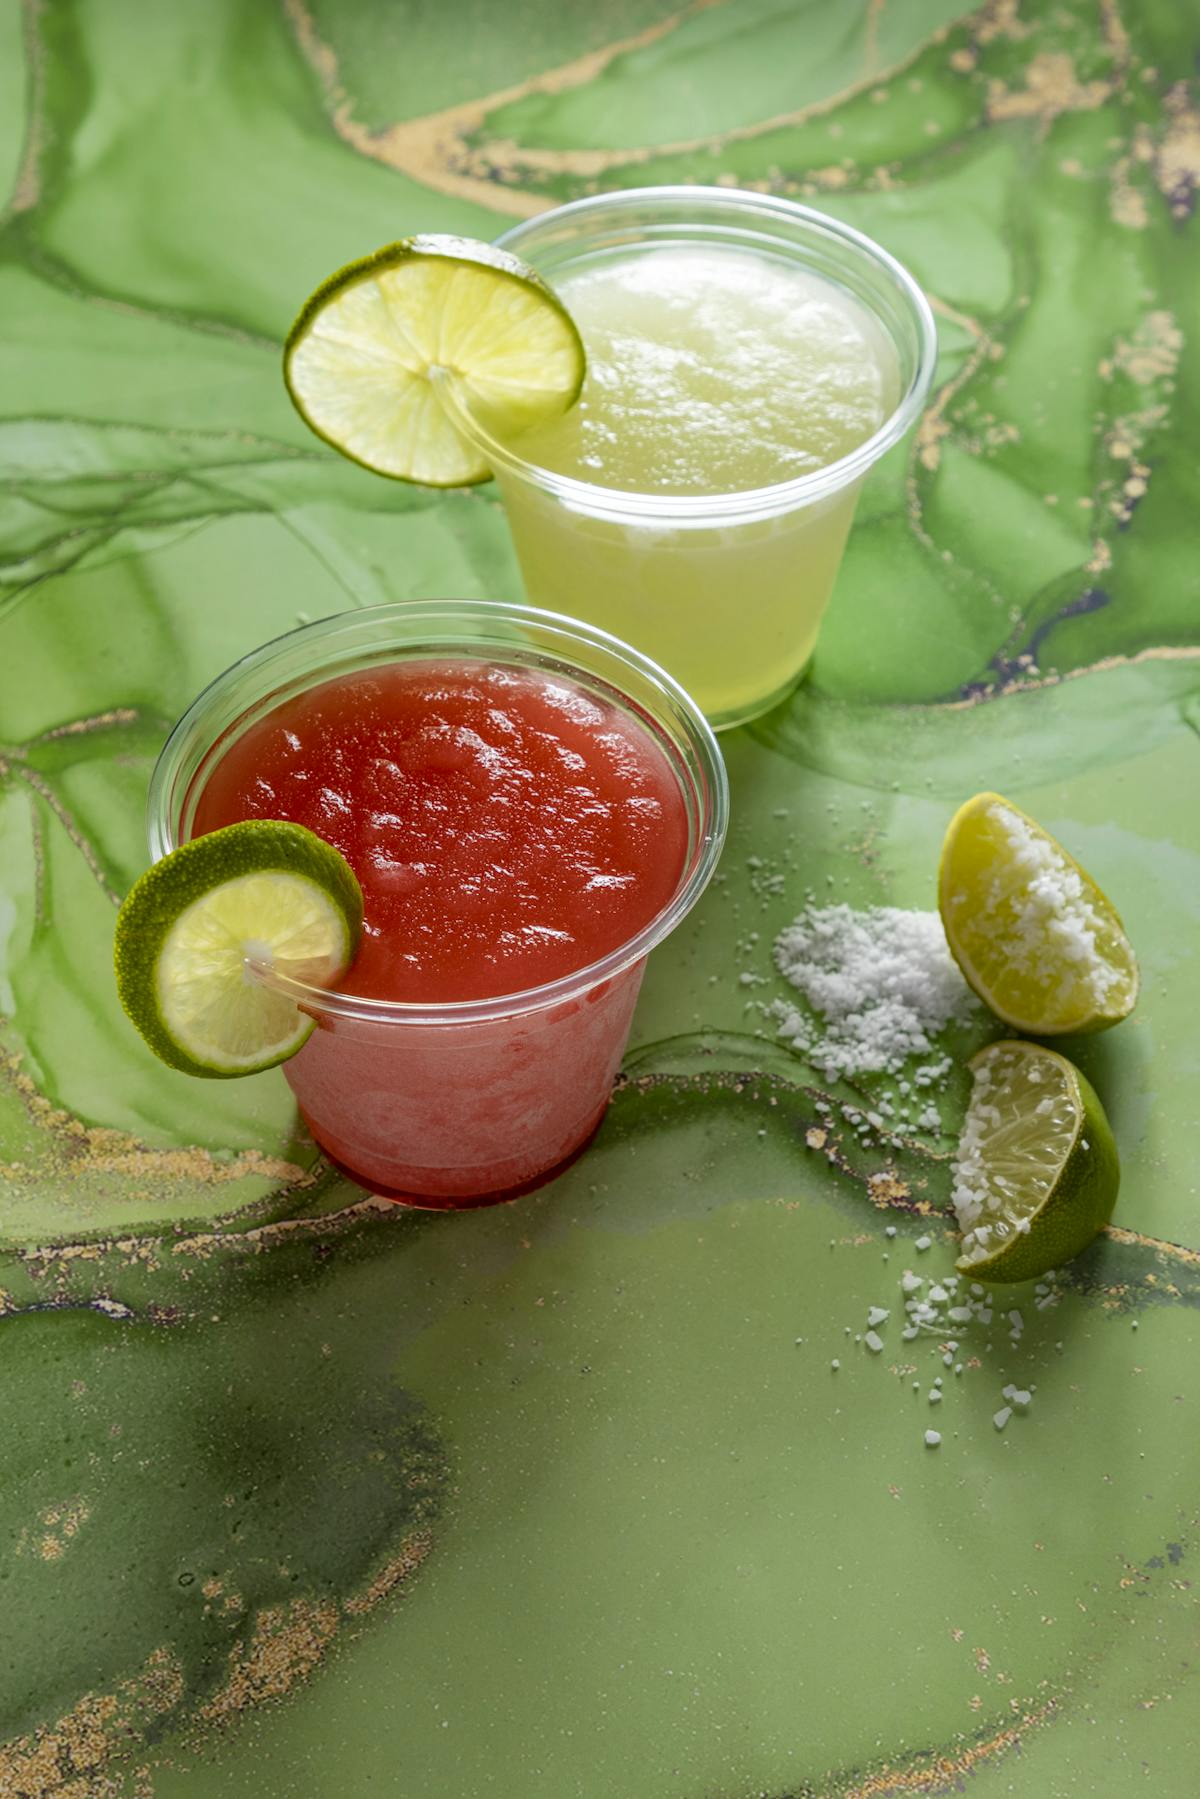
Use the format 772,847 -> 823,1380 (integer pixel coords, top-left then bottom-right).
510,245 -> 900,494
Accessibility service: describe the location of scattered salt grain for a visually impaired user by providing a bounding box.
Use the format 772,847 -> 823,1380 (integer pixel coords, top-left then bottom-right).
914,1235 -> 933,1253
993,1407 -> 1013,1431
925,1430 -> 942,1448
864,1331 -> 885,1354
993,805 -> 1121,1010
866,1307 -> 890,1328
770,904 -> 975,1082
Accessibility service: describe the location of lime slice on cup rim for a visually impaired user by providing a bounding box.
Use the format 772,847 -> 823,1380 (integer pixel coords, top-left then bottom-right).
952,1039 -> 1119,1283
938,790 -> 1138,1036
283,234 -> 586,486
114,821 -> 363,1078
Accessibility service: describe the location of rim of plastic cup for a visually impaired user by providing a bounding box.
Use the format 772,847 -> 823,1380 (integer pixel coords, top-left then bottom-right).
481,185 -> 938,523
146,599 -> 729,1027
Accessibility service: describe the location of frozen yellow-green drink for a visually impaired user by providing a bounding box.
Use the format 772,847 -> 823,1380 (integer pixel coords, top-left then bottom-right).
489,190 -> 937,729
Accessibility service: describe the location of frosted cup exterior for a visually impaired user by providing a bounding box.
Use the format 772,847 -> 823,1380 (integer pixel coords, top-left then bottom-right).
491,188 -> 938,730
284,960 -> 646,1200
147,601 -> 728,1209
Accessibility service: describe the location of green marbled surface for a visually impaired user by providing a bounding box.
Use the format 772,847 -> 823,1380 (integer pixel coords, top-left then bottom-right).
1,1 -> 1198,1793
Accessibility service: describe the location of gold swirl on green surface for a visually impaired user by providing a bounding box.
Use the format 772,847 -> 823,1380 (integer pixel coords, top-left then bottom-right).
2,0 -> 1200,1794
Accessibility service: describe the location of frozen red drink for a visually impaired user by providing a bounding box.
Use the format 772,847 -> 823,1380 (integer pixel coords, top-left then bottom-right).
148,602 -> 726,1205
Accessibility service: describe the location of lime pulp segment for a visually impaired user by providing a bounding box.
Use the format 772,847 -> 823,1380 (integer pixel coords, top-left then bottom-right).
951,1040 -> 1119,1281
284,236 -> 586,487
158,870 -> 350,1069
952,1042 -> 1078,1265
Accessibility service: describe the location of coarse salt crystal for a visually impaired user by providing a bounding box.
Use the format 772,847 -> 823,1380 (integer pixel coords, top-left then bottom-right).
770,905 -> 975,1081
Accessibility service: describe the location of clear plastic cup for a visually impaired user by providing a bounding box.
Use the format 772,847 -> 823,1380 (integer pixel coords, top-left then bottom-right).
147,600 -> 728,1208
485,187 -> 937,730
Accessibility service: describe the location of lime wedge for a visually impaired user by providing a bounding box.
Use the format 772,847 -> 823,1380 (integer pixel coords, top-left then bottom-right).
283,235 -> 585,486
114,821 -> 363,1078
952,1040 -> 1119,1282
938,791 -> 1138,1035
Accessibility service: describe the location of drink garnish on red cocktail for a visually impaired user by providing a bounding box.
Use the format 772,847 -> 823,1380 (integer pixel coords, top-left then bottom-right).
114,819 -> 362,1077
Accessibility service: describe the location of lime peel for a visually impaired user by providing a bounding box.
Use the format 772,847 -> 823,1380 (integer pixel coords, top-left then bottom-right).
951,1039 -> 1119,1283
114,820 -> 362,1079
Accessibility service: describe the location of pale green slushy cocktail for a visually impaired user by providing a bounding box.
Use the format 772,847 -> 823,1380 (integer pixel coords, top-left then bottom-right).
491,189 -> 936,728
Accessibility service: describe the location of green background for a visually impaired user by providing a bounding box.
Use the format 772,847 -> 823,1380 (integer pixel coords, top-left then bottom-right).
2,1 -> 1198,1793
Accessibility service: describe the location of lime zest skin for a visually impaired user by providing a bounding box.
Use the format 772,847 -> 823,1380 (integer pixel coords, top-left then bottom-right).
114,820 -> 363,1080
283,235 -> 586,488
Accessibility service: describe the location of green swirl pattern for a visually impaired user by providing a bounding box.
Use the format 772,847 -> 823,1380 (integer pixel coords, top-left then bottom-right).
1,1 -> 1198,1793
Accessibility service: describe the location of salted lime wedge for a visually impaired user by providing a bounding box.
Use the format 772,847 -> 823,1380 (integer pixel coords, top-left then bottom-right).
938,791 -> 1138,1035
114,821 -> 362,1078
283,235 -> 585,486
952,1039 -> 1119,1282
